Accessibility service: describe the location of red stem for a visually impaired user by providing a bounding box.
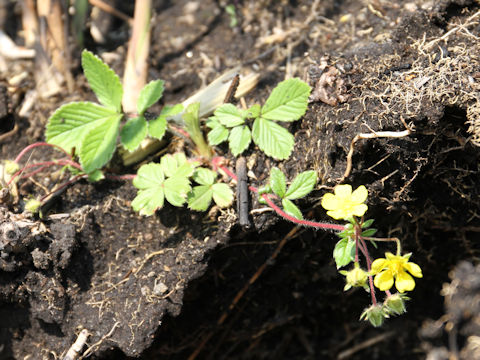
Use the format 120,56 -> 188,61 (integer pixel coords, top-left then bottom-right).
14,142 -> 72,163
8,159 -> 83,186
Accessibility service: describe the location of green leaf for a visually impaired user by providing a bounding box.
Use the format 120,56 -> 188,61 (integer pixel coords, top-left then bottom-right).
261,78 -> 310,122
79,113 -> 122,173
87,169 -> 104,182
361,228 -> 377,237
269,167 -> 286,198
285,170 -> 317,200
148,115 -> 167,140
333,238 -> 355,269
160,153 -> 196,178
164,176 -> 191,206
183,102 -> 211,158
246,104 -> 261,118
121,116 -> 147,152
362,219 -> 375,228
193,168 -> 216,185
228,125 -> 251,156
132,163 -> 166,215
252,117 -> 294,159
214,104 -> 246,127
207,119 -> 229,145
137,80 -> 164,115
212,183 -> 234,207
81,50 -> 123,112
160,104 -> 184,117
46,102 -> 119,152
282,198 -> 303,220
187,185 -> 213,211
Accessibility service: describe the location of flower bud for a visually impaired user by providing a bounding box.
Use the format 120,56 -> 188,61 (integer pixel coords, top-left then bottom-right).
4,160 -> 19,175
360,305 -> 388,327
340,262 -> 369,291
383,293 -> 408,315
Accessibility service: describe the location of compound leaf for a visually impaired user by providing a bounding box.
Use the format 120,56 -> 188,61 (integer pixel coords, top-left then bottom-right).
252,117 -> 294,160
121,116 -> 147,152
81,50 -> 123,112
214,104 -> 246,127
261,78 -> 311,122
148,115 -> 167,140
137,79 -> 164,115
207,118 -> 229,145
187,185 -> 213,211
285,170 -> 317,200
132,163 -> 166,215
228,125 -> 251,156
164,176 -> 191,206
193,168 -> 216,186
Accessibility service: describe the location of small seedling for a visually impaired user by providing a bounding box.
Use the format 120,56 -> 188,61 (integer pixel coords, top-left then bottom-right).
207,78 -> 311,159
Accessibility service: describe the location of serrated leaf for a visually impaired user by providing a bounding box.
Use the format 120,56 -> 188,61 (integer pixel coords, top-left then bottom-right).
282,198 -> 303,220
164,176 -> 191,206
269,167 -> 286,198
79,113 -> 122,173
46,102 -> 119,152
137,80 -> 164,115
81,50 -> 123,112
121,116 -> 147,151
285,170 -> 317,200
132,163 -> 166,215
228,125 -> 251,156
187,185 -> 213,211
160,104 -> 183,117
333,238 -> 355,269
261,78 -> 311,122
214,104 -> 246,127
212,183 -> 234,207
193,168 -> 216,185
207,122 -> 229,145
160,154 -> 179,177
148,115 -> 167,140
252,117 -> 294,160
246,104 -> 261,118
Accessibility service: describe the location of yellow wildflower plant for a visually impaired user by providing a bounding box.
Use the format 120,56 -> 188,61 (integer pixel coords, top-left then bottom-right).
371,252 -> 423,293
321,184 -> 368,220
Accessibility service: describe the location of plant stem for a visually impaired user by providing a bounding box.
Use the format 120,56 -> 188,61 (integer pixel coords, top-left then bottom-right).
14,142 -> 73,163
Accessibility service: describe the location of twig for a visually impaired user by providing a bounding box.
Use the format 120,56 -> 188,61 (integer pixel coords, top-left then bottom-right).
80,321 -> 120,359
235,157 -> 250,228
337,331 -> 395,359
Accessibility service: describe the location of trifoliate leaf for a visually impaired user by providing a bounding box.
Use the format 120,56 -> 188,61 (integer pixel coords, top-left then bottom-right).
160,153 -> 196,178
282,198 -> 303,220
79,113 -> 122,173
207,119 -> 229,145
269,167 -> 286,198
46,102 -> 120,152
187,185 -> 213,211
228,125 -> 251,156
132,187 -> 165,216
261,78 -> 311,122
121,116 -> 147,152
148,115 -> 167,140
214,104 -> 246,127
285,170 -> 317,200
137,80 -> 164,115
252,117 -> 294,159
212,183 -> 234,207
333,238 -> 355,269
81,50 -> 123,112
193,168 -> 216,186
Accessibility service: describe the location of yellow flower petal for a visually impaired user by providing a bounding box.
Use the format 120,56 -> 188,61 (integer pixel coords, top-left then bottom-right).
334,184 -> 352,198
321,193 -> 339,210
395,270 -> 415,293
403,262 -> 423,278
326,209 -> 346,220
351,185 -> 368,203
385,252 -> 398,261
352,204 -> 368,217
374,270 -> 394,291
371,258 -> 387,274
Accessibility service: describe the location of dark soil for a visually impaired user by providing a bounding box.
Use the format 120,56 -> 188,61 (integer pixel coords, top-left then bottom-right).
1,0 -> 480,359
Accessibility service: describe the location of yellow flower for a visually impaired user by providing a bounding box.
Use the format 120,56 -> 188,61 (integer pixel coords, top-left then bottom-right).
321,184 -> 368,220
371,252 -> 423,293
